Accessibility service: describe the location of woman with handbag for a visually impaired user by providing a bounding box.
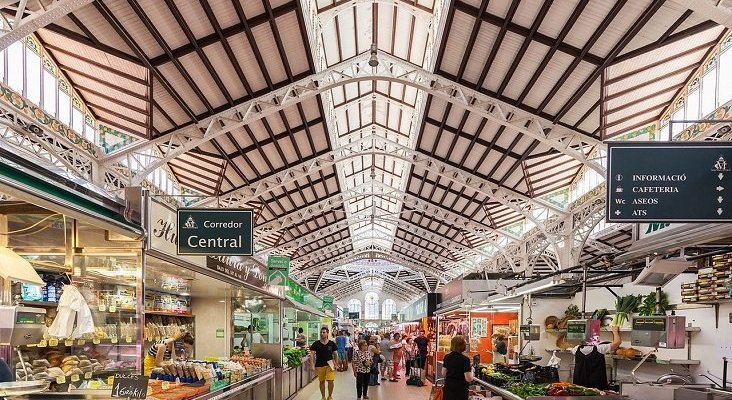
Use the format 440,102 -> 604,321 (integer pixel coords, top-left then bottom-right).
441,336 -> 474,400
352,340 -> 372,399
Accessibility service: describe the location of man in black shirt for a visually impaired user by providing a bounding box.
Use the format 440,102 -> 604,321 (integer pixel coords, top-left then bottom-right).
310,326 -> 339,400
413,330 -> 430,381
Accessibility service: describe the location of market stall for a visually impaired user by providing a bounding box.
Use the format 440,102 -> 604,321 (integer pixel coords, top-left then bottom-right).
279,288 -> 330,400
141,195 -> 281,400
0,149 -> 144,398
398,293 -> 439,381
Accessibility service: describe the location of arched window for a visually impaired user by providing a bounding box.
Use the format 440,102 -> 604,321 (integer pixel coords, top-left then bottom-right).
348,299 -> 361,316
364,292 -> 379,320
382,299 -> 396,320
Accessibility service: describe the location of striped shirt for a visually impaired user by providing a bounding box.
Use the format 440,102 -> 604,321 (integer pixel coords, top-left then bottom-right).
147,340 -> 172,360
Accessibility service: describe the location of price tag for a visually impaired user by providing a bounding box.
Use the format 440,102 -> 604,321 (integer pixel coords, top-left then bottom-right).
89,380 -> 100,390
64,339 -> 74,347
98,305 -> 106,312
111,337 -> 118,344
56,375 -> 66,384
125,336 -> 132,343
77,339 -> 86,345
161,381 -> 170,390
37,340 -> 47,348
109,305 -> 117,313
92,338 -> 100,344
49,338 -> 59,347
84,371 -> 93,379
107,376 -> 114,385
71,374 -> 80,382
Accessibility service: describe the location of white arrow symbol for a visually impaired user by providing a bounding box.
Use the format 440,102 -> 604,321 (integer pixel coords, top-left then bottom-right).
718,196 -> 724,203
614,210 -> 622,216
720,173 -> 725,181
719,186 -> 726,192
718,208 -> 724,216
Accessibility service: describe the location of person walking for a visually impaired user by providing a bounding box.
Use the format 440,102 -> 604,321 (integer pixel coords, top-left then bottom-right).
441,336 -> 474,400
403,336 -> 416,378
492,334 -> 508,363
379,333 -> 392,381
335,330 -> 348,371
346,331 -> 354,366
310,326 -> 338,400
389,333 -> 403,381
413,330 -> 429,381
368,336 -> 381,386
352,340 -> 372,399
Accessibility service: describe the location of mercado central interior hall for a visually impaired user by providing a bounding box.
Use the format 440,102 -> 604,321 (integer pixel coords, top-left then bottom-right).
2,0 -> 732,400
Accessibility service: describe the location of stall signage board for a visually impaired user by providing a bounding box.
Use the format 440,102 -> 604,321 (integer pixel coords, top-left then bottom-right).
348,312 -> 360,320
206,256 -> 267,288
607,143 -> 732,222
110,373 -> 148,399
177,208 -> 253,255
286,279 -> 306,303
267,255 -> 290,285
322,296 -> 333,310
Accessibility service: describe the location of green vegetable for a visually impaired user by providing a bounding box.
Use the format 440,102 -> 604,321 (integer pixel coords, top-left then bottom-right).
613,295 -> 641,326
638,290 -> 673,316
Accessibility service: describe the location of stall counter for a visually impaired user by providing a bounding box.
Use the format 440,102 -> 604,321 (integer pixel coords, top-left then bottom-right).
279,355 -> 315,400
8,369 -> 276,400
471,378 -> 629,400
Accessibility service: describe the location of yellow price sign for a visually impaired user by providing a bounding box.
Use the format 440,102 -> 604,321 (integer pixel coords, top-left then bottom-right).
89,381 -> 100,390
64,339 -> 74,347
125,336 -> 132,343
107,376 -> 114,385
48,338 -> 59,347
98,305 -> 106,312
111,337 -> 118,344
109,305 -> 117,313
77,339 -> 86,345
92,338 -> 100,345
70,374 -> 80,382
84,372 -> 93,379
37,340 -> 47,348
55,376 -> 66,384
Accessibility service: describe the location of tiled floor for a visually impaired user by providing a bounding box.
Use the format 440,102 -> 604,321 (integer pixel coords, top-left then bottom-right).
291,368 -> 433,400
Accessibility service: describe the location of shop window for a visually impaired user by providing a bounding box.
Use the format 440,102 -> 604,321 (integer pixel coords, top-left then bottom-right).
382,299 -> 396,320
364,292 -> 379,320
348,299 -> 361,314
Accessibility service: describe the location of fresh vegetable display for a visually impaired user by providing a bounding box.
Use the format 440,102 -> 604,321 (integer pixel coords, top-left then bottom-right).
506,382 -> 606,399
613,295 -> 641,326
638,290 -> 672,316
283,347 -> 307,367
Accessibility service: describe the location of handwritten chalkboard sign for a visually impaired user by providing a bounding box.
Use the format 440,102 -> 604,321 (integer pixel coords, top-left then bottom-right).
110,373 -> 149,399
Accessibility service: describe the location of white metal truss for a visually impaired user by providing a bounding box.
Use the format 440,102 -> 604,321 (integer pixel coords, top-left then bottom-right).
207,132 -> 566,236
103,50 -> 605,186
0,0 -> 95,51
319,271 -> 422,302
291,245 -> 452,283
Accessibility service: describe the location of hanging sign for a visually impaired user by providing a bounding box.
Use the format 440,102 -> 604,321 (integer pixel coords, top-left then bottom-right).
267,255 -> 290,285
322,296 -> 334,310
177,208 -> 253,255
607,143 -> 731,222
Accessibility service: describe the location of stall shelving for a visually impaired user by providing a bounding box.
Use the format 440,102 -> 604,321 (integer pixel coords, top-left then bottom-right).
145,311 -> 195,318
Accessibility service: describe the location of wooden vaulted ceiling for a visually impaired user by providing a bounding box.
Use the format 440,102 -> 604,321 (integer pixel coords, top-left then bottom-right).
9,0 -> 727,298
